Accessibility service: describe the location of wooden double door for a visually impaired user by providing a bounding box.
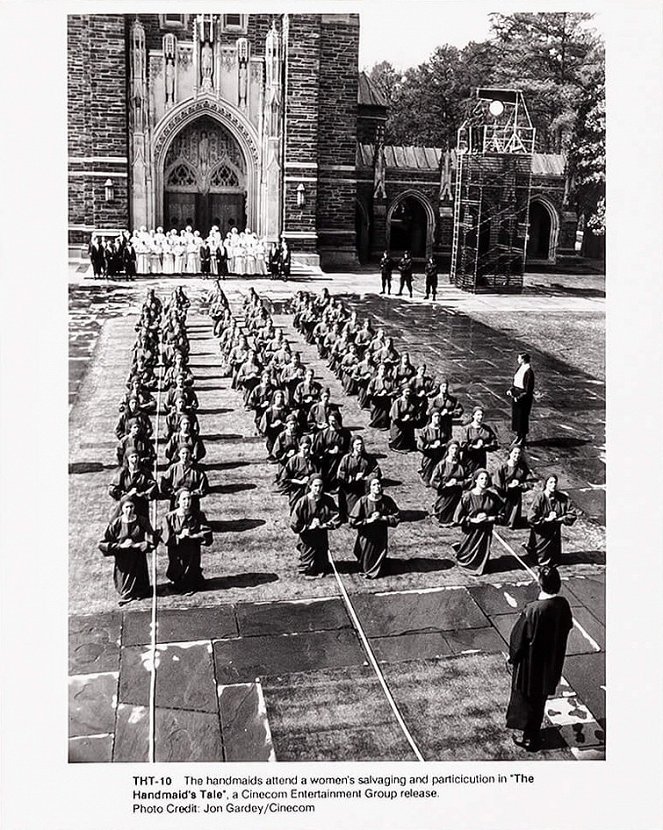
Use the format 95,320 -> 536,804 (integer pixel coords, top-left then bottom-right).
164,191 -> 246,236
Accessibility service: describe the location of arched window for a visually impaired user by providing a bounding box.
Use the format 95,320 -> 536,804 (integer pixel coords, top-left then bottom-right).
209,164 -> 240,189
166,162 -> 197,190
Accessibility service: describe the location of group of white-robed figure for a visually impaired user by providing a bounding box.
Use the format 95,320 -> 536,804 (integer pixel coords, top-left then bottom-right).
131,225 -> 270,276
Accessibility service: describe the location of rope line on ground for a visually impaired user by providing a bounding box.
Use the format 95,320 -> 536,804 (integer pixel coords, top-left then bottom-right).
327,550 -> 425,762
148,362 -> 164,763
492,528 -> 601,652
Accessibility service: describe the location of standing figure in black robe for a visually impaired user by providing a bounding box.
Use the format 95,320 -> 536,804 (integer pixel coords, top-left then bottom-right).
493,446 -> 534,529
430,441 -> 468,526
460,406 -> 499,475
389,386 -> 418,452
452,469 -> 502,574
290,476 -> 341,578
397,251 -> 414,298
349,477 -> 400,579
336,436 -> 382,521
416,409 -> 447,485
160,489 -> 213,594
506,352 -> 535,446
366,364 -> 394,430
525,475 -> 578,566
506,566 -> 573,752
99,498 -> 156,605
379,251 -> 393,295
108,450 -> 157,520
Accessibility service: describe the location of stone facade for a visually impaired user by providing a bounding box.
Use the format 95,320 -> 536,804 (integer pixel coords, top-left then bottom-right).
68,12 -> 575,271
68,15 -> 129,243
68,12 -> 362,268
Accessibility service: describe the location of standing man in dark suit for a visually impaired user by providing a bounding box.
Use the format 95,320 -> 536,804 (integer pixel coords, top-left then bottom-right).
279,239 -> 291,281
216,240 -> 228,279
88,235 -> 105,279
506,565 -> 573,752
507,352 -> 535,446
397,250 -> 413,298
123,240 -> 137,280
379,251 -> 393,295
199,240 -> 211,279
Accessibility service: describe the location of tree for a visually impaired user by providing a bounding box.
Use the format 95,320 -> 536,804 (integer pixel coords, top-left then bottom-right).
567,41 -> 605,254
488,12 -> 600,153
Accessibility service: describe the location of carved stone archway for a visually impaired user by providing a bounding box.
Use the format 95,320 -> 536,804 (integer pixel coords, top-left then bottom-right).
150,94 -> 261,232
527,195 -> 560,263
386,189 -> 436,258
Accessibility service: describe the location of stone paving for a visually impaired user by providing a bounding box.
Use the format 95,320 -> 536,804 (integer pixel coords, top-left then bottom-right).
68,270 -> 605,763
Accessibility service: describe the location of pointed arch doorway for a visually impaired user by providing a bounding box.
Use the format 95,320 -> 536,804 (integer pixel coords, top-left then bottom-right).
163,116 -> 247,235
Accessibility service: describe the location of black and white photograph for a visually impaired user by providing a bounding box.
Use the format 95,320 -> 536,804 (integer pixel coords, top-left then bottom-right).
1,1 -> 662,828
67,8 -> 607,765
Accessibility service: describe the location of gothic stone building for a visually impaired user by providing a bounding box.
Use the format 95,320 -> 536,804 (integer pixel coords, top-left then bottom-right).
68,12 -> 577,271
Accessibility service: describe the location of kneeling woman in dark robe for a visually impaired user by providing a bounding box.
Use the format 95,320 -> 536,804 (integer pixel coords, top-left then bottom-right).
388,385 -> 418,452
349,477 -> 400,579
99,497 -> 157,606
452,469 -> 502,575
161,488 -> 213,594
337,435 -> 382,521
506,565 -> 573,752
290,475 -> 341,579
430,440 -> 468,526
493,445 -> 534,529
525,474 -> 578,566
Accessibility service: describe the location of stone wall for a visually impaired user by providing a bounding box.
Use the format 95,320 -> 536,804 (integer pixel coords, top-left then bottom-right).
283,15 -> 320,255
316,14 -> 360,269
68,15 -> 129,244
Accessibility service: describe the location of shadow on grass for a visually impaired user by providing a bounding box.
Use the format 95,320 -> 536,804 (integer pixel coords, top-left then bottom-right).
201,572 -> 279,591
387,556 -> 455,576
204,461 -> 251,471
561,550 -> 606,566
485,554 -> 528,575
197,408 -> 234,416
381,477 -> 402,488
200,432 -> 243,441
208,482 -> 257,495
399,509 -> 428,522
527,436 -> 591,449
69,461 -> 116,474
209,518 -> 266,533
